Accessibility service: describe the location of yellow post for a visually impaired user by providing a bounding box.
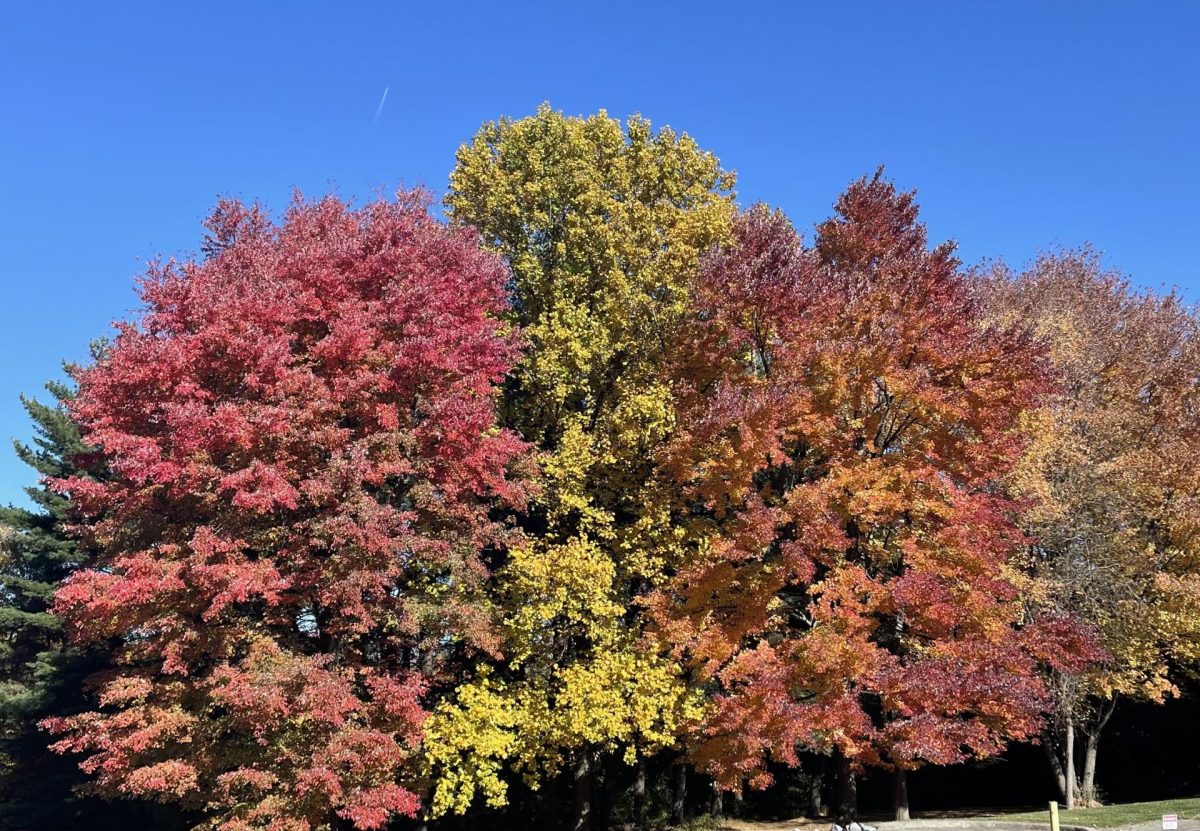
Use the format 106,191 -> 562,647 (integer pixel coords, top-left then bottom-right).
1050,801 -> 1061,831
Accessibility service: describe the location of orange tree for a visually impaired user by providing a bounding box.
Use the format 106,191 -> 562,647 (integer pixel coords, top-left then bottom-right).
647,175 -> 1097,820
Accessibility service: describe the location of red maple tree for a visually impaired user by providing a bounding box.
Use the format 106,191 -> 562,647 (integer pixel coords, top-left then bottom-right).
43,192 -> 530,830
649,174 -> 1097,807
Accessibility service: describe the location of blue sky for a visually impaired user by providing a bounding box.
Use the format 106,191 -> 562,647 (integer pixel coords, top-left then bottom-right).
2,1 -> 1198,506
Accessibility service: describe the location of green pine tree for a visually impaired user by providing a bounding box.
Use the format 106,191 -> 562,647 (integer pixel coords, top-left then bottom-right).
0,379 -> 98,828
0,374 -> 182,830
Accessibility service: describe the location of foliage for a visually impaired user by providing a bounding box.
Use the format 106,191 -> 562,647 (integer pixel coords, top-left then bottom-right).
647,177 -> 1097,791
41,192 -> 530,831
0,378 -> 174,830
984,250 -> 1200,703
980,250 -> 1200,799
13,107 -> 1196,829
425,104 -> 735,816
0,385 -> 94,734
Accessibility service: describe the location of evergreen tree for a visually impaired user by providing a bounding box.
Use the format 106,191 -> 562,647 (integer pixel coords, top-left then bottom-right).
0,379 -> 95,828
0,374 -> 179,829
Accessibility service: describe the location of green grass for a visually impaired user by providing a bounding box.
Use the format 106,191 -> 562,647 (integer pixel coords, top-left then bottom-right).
980,796 -> 1200,828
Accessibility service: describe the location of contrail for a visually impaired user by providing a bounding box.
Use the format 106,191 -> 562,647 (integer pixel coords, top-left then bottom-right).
373,86 -> 389,123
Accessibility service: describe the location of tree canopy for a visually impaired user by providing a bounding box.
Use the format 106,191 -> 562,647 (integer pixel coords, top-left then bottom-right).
981,250 -> 1200,805
648,179 -> 1097,795
2,107 -> 1196,831
426,104 -> 735,822
42,192 -> 530,831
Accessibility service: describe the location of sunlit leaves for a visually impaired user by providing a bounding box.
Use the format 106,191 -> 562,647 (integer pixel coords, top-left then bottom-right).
982,251 -> 1200,708
650,175 -> 1092,789
44,192 -> 530,830
430,105 -> 736,813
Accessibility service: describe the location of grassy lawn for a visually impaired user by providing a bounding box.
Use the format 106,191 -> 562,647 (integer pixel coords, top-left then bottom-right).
981,797 -> 1200,828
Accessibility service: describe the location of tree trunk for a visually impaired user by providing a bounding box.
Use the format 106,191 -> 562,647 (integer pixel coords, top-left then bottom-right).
893,768 -> 910,821
1065,714 -> 1076,810
1081,733 -> 1099,807
810,768 -> 825,818
711,780 -> 724,819
594,752 -> 616,831
1081,697 -> 1116,806
834,749 -> 857,826
633,755 -> 647,830
671,761 -> 688,826
1043,733 -> 1068,803
571,749 -> 592,831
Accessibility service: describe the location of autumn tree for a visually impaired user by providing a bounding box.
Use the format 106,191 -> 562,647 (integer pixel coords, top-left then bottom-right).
43,192 -> 530,831
424,105 -> 735,830
648,176 -> 1095,821
980,251 -> 1200,807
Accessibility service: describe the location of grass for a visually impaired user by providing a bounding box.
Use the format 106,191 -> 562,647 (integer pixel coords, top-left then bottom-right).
980,796 -> 1200,828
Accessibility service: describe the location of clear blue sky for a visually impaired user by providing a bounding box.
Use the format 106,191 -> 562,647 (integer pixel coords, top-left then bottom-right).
2,1 -> 1198,507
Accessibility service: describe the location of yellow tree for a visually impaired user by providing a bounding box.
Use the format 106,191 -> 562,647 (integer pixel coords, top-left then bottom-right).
421,105 -> 735,829
980,250 -> 1200,807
